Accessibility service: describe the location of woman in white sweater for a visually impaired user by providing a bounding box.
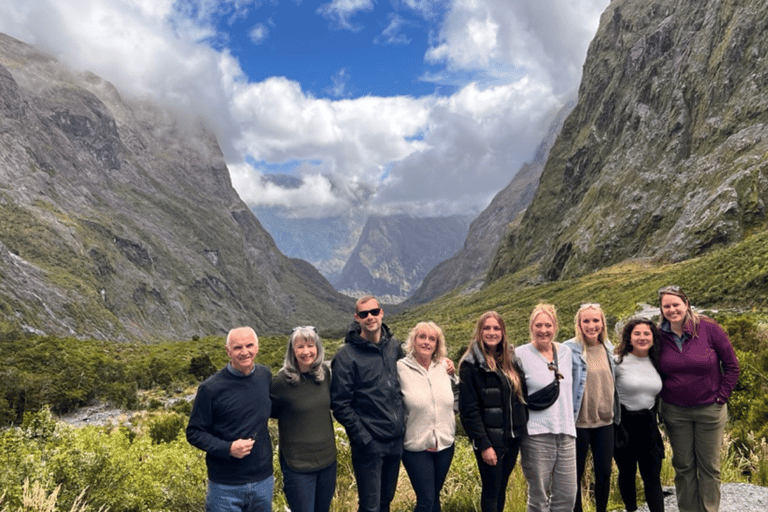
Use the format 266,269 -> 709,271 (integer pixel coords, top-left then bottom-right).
613,317 -> 665,512
397,321 -> 458,512
517,303 -> 577,512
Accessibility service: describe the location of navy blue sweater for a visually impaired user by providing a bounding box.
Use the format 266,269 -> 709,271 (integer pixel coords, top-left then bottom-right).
186,364 -> 273,484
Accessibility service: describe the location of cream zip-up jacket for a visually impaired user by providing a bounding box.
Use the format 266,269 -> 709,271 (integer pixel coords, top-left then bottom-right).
397,354 -> 458,452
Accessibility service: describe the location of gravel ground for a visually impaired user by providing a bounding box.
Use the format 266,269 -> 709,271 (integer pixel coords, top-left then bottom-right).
630,483 -> 768,512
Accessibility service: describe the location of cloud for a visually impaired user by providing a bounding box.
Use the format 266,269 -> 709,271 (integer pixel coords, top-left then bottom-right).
249,22 -> 270,44
374,78 -> 564,215
0,0 -> 608,219
426,0 -> 609,95
316,0 -> 374,31
376,13 -> 411,45
328,68 -> 350,97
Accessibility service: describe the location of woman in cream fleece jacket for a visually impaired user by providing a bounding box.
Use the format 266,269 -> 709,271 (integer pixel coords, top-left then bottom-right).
397,321 -> 458,512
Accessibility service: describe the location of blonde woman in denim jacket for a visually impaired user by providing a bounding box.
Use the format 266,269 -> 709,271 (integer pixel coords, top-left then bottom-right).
563,304 -> 620,512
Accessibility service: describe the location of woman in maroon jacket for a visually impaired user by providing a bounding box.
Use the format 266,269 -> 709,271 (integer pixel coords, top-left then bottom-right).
657,286 -> 740,512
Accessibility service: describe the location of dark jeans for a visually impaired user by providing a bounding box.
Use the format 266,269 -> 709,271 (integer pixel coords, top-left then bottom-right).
575,425 -> 614,512
402,445 -> 455,512
279,455 -> 337,512
473,438 -> 520,512
614,408 -> 665,512
350,440 -> 402,512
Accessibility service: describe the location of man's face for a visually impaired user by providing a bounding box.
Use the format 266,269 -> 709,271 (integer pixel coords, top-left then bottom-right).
355,299 -> 383,336
226,328 -> 259,374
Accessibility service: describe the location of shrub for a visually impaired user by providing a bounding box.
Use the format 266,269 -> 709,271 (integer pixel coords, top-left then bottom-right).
147,413 -> 186,444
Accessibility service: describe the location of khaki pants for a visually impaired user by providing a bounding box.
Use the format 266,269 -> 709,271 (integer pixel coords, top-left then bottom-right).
520,433 -> 577,512
659,401 -> 727,512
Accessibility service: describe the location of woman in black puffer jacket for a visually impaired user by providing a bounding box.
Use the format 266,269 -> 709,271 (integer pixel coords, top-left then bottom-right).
459,311 -> 528,512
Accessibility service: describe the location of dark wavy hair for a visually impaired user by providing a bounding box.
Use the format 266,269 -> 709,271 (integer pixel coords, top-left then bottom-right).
615,317 -> 661,371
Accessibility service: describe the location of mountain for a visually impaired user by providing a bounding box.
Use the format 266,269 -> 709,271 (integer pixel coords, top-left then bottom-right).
0,33 -> 352,341
489,0 -> 768,283
253,203 -> 364,283
405,99 -> 575,305
334,214 -> 471,303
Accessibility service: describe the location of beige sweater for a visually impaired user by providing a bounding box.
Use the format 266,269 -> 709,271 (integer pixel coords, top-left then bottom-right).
397,354 -> 457,452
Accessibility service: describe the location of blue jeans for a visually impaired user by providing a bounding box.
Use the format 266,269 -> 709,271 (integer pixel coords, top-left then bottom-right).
279,455 -> 337,512
402,445 -> 455,512
350,441 -> 402,512
206,476 -> 274,512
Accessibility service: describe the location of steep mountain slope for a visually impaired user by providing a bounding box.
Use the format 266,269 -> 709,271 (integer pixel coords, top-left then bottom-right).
334,214 -> 471,303
406,99 -> 574,305
253,202 -> 365,283
490,0 -> 768,282
0,33 -> 351,341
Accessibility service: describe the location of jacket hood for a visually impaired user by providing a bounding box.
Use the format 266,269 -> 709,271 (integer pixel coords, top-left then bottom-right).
345,320 -> 394,349
462,342 -> 492,371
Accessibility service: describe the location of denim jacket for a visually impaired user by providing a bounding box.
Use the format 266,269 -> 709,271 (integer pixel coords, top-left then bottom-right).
563,338 -> 621,426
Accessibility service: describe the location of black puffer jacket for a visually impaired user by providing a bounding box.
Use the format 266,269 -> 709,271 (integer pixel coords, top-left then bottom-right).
330,322 -> 405,447
459,343 -> 528,452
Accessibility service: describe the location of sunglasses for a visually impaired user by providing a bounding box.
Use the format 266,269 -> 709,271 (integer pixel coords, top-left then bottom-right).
547,361 -> 565,380
658,285 -> 688,300
356,308 -> 382,319
579,303 -> 601,310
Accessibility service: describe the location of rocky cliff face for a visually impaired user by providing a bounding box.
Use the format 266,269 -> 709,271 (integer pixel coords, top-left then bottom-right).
489,0 -> 768,282
334,214 -> 470,303
406,99 -> 574,305
0,33 -> 351,341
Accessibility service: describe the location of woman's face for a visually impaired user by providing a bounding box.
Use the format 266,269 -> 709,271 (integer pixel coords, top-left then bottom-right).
531,313 -> 555,346
661,293 -> 688,325
414,328 -> 438,361
630,323 -> 654,357
293,337 -> 318,372
579,308 -> 604,344
481,317 -> 503,349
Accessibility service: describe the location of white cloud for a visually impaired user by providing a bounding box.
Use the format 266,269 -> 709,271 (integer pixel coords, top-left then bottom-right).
377,13 -> 411,45
329,68 -> 350,97
0,0 -> 608,219
249,22 -> 269,44
426,0 -> 609,94
316,0 -> 374,31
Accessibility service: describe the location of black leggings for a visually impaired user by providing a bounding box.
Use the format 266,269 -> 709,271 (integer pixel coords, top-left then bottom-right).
614,408 -> 665,512
473,438 -> 520,512
575,424 -> 614,512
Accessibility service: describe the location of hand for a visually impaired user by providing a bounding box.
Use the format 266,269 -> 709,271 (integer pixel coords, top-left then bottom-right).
230,438 -> 255,459
481,447 -> 497,466
444,358 -> 456,375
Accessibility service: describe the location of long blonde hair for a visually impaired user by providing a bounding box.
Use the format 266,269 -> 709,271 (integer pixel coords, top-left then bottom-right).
462,311 -> 524,401
573,303 -> 608,345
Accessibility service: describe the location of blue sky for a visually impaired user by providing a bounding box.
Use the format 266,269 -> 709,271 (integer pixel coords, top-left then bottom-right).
1,0 -> 610,218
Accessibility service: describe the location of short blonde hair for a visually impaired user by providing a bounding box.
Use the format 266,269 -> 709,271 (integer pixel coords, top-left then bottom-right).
404,321 -> 447,361
529,303 -> 559,341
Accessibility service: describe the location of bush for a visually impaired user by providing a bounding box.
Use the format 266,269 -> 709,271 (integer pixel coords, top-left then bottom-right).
147,412 -> 186,444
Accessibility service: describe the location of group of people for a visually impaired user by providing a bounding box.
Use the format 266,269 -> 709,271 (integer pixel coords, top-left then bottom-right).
186,286 -> 740,512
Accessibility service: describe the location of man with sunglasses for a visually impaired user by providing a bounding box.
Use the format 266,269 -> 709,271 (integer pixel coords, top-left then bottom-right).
331,296 -> 405,512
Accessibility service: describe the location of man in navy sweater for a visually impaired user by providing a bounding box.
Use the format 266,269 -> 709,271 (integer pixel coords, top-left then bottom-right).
187,326 -> 273,512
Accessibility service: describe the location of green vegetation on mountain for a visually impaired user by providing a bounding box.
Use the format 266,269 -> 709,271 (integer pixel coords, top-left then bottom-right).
1,229 -> 767,511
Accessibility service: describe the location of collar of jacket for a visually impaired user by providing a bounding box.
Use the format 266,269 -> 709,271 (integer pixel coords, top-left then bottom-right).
345,321 -> 394,349
463,342 -> 493,372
